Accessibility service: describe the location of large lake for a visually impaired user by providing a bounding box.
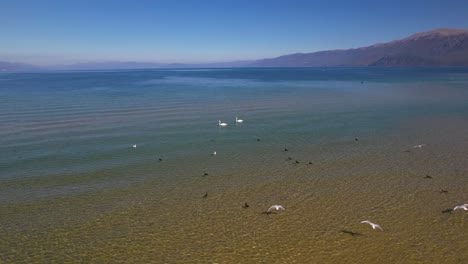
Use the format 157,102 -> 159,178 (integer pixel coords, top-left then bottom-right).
1,68 -> 467,263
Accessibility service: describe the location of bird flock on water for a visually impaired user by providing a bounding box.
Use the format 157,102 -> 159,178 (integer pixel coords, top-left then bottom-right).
130,116 -> 467,236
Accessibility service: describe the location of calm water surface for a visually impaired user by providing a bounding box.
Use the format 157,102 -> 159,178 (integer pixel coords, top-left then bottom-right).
0,68 -> 467,263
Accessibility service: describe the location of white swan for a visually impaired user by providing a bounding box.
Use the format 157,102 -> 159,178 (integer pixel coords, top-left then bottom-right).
236,116 -> 244,123
218,120 -> 228,127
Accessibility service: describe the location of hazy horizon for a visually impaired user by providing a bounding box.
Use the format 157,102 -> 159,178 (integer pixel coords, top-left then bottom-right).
2,0 -> 468,65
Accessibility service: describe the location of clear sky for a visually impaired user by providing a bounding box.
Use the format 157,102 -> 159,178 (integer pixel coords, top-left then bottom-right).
1,0 -> 468,65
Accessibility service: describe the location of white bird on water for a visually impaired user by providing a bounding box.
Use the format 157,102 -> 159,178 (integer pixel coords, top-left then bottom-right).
268,205 -> 285,212
412,144 -> 425,149
361,220 -> 383,231
236,116 -> 244,123
453,204 -> 468,211
132,144 -> 137,148
218,120 -> 228,127
212,151 -> 217,156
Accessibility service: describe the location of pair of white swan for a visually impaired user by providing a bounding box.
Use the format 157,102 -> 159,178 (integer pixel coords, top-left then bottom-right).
218,116 -> 243,127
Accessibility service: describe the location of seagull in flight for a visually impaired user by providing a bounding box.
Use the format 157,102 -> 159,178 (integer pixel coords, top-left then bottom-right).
268,205 -> 285,212
453,204 -> 468,211
361,220 -> 383,231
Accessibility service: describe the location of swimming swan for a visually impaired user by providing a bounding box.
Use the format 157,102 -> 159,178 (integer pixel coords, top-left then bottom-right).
218,120 -> 228,127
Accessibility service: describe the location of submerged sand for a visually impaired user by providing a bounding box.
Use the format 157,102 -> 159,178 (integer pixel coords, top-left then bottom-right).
1,116 -> 467,263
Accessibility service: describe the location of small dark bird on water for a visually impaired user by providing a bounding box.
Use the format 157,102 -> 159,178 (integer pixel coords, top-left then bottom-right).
441,208 -> 453,214
284,148 -> 289,152
287,157 -> 292,160
295,160 -> 300,164
242,203 -> 250,208
203,172 -> 209,176
257,138 -> 261,142
202,192 -> 208,198
355,138 -> 359,141
341,230 -> 363,236
158,158 -> 163,162
423,175 -> 432,179
308,162 -> 313,165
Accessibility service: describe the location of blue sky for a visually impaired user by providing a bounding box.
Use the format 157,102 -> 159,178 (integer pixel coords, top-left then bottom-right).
1,0 -> 468,65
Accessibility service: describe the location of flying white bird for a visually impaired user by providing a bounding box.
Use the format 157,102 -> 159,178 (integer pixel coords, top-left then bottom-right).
236,116 -> 244,123
412,144 -> 425,149
453,204 -> 468,211
268,205 -> 285,212
218,120 -> 228,127
132,144 -> 137,148
361,220 -> 383,231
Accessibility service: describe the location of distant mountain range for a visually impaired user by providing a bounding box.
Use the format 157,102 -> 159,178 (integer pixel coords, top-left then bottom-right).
1,28 -> 468,71
43,60 -> 253,70
0,60 -> 253,72
252,28 -> 468,67
0,61 -> 40,72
